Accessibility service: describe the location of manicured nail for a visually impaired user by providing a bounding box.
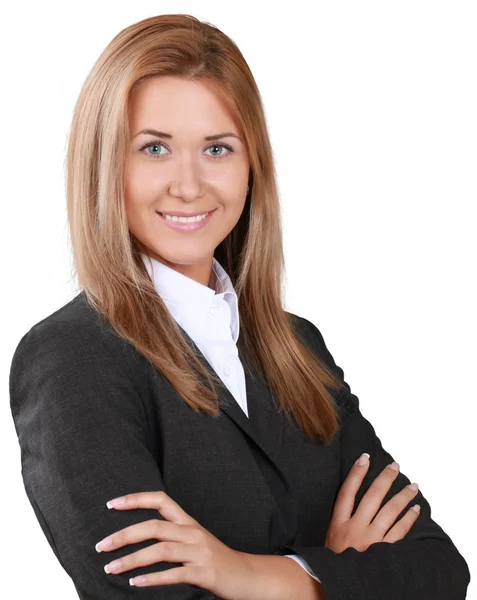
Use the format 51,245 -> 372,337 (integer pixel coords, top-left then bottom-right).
104,559 -> 123,573
412,504 -> 421,513
95,536 -> 113,552
106,497 -> 125,509
356,453 -> 370,466
130,576 -> 147,586
387,462 -> 400,471
406,482 -> 419,492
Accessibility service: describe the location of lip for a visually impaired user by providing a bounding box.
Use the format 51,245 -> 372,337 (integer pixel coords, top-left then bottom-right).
156,208 -> 216,232
158,209 -> 215,217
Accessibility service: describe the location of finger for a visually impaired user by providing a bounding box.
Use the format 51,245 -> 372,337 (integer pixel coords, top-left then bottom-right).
103,541 -> 202,575
352,462 -> 400,525
130,565 -> 211,588
369,482 -> 420,536
96,519 -> 196,553
382,504 -> 421,543
107,490 -> 198,525
330,453 -> 371,524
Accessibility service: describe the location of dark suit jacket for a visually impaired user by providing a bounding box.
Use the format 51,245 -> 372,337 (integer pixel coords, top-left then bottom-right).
9,291 -> 470,599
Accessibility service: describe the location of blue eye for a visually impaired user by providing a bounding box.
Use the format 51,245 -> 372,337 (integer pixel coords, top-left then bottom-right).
138,140 -> 234,160
140,142 -> 167,157
204,144 -> 233,158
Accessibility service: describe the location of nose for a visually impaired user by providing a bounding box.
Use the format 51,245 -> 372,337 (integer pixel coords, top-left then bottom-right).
168,154 -> 206,201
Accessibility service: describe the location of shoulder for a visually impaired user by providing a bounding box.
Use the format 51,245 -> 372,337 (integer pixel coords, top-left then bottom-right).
9,293 -> 149,424
287,311 -> 358,416
10,292 -> 138,373
286,311 -> 330,359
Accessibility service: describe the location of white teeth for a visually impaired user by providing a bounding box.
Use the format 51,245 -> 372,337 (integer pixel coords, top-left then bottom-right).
163,212 -> 209,223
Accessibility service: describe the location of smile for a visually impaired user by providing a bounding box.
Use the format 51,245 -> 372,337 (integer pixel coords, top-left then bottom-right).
155,209 -> 216,231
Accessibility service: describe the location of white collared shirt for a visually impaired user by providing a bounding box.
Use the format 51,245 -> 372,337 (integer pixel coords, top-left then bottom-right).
140,252 -> 321,584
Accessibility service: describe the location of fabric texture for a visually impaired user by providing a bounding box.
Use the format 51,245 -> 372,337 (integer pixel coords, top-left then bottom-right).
9,281 -> 470,599
139,252 -> 320,582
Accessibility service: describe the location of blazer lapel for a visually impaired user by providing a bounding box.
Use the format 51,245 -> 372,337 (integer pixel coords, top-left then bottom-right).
177,324 -> 291,493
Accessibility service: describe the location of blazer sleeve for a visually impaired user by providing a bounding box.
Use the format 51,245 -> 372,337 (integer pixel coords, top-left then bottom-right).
9,320 -> 220,600
283,316 -> 471,600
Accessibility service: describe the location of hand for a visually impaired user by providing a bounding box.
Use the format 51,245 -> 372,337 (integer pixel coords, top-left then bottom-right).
325,454 -> 420,553
94,490 -> 268,600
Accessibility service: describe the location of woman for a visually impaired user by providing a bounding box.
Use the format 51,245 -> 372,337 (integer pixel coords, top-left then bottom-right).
9,13 -> 469,600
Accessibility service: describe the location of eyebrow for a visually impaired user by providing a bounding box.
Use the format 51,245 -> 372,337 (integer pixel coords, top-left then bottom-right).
133,128 -> 241,141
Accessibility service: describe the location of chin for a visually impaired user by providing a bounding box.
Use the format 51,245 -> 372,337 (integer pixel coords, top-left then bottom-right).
147,247 -> 214,266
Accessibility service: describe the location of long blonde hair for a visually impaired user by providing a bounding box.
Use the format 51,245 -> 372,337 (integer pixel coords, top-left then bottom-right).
66,13 -> 345,443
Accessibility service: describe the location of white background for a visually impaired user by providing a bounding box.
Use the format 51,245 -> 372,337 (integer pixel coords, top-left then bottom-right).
1,1 -> 475,598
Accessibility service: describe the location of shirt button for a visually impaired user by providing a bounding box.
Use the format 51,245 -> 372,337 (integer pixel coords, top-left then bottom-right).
210,306 -> 220,314
224,366 -> 231,377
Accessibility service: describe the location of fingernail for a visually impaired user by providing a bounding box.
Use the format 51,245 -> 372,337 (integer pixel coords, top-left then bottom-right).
412,504 -> 421,513
95,536 -> 113,552
406,482 -> 419,492
387,462 -> 400,471
356,453 -> 370,466
106,497 -> 125,509
105,559 -> 123,573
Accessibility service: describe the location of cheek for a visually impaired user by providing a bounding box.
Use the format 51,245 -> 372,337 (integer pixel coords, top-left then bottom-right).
229,193 -> 248,218
125,164 -> 152,199
124,167 -> 156,217
124,187 -> 151,239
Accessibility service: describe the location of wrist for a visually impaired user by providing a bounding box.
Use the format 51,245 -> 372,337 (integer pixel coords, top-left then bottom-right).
245,553 -> 324,600
279,556 -> 325,600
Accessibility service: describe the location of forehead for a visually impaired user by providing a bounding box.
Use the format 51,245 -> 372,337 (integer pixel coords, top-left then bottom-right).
129,76 -> 236,132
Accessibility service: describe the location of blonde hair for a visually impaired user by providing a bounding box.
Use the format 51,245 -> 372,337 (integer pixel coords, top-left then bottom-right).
66,13 -> 344,442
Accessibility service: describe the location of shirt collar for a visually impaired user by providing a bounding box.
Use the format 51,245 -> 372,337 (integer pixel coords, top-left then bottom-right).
140,252 -> 239,343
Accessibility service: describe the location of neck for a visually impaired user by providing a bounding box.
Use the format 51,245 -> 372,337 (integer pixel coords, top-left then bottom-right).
208,265 -> 217,291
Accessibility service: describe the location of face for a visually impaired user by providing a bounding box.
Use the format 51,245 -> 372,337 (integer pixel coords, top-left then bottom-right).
125,76 -> 250,287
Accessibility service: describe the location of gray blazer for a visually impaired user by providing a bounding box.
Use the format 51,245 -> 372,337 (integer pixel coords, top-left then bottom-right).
9,291 -> 470,599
